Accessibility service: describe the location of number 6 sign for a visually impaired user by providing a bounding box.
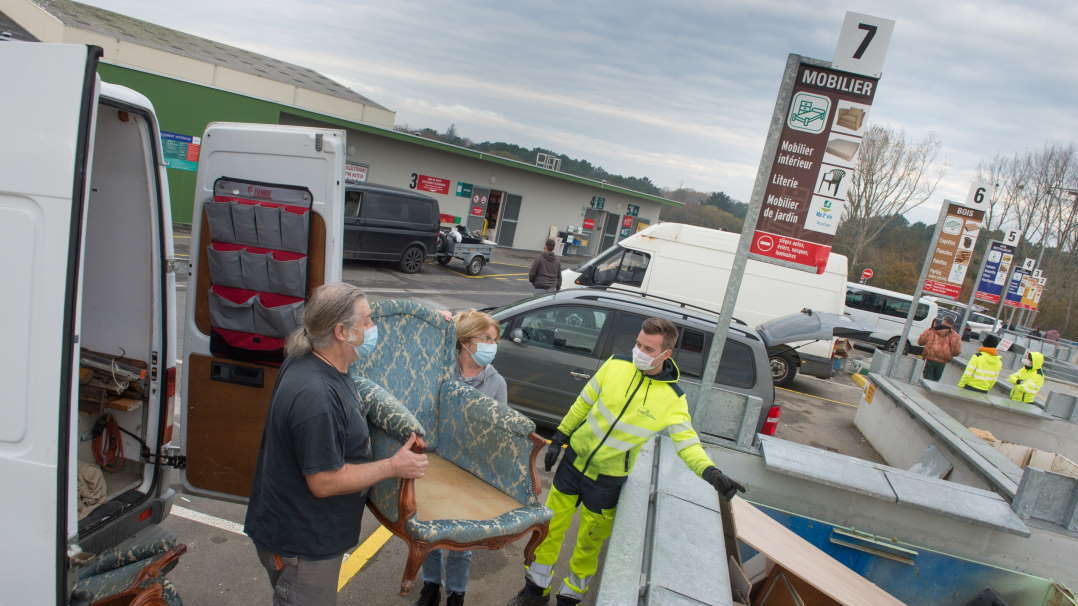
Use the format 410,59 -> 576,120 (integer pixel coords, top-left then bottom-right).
833,12 -> 895,78
966,181 -> 996,209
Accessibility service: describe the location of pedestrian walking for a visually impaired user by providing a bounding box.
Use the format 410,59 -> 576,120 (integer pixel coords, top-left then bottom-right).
1008,351 -> 1045,403
414,310 -> 508,606
917,317 -> 961,381
506,317 -> 745,606
244,283 -> 428,606
529,239 -> 562,293
958,334 -> 1003,393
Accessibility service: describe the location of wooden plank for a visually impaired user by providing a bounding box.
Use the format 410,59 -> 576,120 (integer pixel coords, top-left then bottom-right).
732,497 -> 906,605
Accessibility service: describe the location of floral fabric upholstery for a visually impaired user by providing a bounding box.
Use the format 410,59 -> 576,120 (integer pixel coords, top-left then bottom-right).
350,299 -> 551,540
71,529 -> 184,605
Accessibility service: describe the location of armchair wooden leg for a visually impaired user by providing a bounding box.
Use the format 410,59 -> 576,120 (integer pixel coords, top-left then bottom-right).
400,541 -> 430,596
523,524 -> 549,566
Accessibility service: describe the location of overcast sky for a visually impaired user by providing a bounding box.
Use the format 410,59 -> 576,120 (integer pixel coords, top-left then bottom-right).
83,0 -> 1078,224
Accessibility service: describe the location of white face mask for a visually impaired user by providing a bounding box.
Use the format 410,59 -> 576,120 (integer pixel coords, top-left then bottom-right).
632,346 -> 657,371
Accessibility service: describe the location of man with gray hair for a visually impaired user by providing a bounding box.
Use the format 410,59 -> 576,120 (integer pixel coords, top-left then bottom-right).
244,282 -> 428,605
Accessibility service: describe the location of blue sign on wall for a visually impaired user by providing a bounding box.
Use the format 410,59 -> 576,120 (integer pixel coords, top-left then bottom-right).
974,241 -> 1013,304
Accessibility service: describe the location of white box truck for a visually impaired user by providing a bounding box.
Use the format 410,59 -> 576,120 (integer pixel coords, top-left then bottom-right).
562,223 -> 849,384
0,41 -> 346,604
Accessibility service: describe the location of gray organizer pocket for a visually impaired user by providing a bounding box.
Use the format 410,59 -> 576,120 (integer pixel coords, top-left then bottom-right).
208,290 -> 256,333
206,246 -> 244,289
267,255 -> 308,298
255,205 -> 283,249
240,249 -> 271,292
205,201 -> 236,243
254,298 -> 304,338
231,202 -> 260,246
280,209 -> 310,253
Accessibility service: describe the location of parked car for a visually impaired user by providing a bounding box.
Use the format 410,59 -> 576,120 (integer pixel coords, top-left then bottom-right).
487,288 -> 869,432
844,282 -> 940,351
342,183 -> 439,273
561,223 -> 849,383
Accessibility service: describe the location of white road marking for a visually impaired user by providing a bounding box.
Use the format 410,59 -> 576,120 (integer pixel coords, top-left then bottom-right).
171,505 -> 246,536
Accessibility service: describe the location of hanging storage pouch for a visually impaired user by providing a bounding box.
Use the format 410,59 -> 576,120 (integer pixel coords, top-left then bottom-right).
267,251 -> 308,298
206,242 -> 245,289
255,293 -> 305,338
205,200 -> 236,243
208,286 -> 258,334
230,201 -> 260,246
255,204 -> 283,249
280,207 -> 310,253
240,247 -> 271,292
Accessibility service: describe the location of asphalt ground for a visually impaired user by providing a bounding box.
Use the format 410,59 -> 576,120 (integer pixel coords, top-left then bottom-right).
166,234 -> 879,604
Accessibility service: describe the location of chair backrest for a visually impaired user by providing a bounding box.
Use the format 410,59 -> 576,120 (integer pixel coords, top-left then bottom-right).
350,299 -> 455,447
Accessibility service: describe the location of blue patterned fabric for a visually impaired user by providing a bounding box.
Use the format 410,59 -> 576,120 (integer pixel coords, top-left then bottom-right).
350,299 -> 454,451
350,299 -> 551,542
407,505 -> 552,544
71,534 -> 183,606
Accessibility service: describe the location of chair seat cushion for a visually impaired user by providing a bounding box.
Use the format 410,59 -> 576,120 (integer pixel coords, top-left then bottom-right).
415,454 -> 523,521
407,504 -> 552,545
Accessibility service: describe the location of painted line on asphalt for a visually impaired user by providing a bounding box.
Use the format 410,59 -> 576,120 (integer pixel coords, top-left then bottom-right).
171,505 -> 245,535
449,271 -> 530,279
776,386 -> 858,408
338,526 -> 393,591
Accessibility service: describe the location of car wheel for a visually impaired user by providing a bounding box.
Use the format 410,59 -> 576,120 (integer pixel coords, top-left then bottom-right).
436,255 -> 451,266
770,353 -> 797,386
399,246 -> 424,274
466,256 -> 485,275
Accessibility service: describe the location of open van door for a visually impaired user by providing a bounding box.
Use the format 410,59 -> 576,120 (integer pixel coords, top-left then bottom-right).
178,123 -> 345,502
0,42 -> 101,603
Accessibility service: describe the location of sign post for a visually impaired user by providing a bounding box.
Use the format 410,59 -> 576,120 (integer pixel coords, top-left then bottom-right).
701,11 -> 893,410
860,267 -> 874,283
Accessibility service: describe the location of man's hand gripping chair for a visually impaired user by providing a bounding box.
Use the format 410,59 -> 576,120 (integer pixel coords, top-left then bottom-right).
349,300 -> 552,594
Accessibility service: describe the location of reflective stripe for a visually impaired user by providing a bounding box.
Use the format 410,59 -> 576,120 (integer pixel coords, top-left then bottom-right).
674,435 -> 701,451
559,573 -> 590,599
587,378 -> 601,395
580,390 -> 595,406
587,413 -> 637,452
525,562 -> 555,588
594,398 -> 653,439
667,422 -> 694,436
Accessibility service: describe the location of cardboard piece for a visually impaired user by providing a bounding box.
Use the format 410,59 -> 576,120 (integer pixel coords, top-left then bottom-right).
732,497 -> 906,605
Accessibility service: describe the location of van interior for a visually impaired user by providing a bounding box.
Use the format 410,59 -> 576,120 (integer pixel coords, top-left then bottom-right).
75,101 -> 166,538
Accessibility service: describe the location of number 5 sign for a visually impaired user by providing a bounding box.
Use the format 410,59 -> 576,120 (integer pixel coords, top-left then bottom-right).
833,12 -> 895,78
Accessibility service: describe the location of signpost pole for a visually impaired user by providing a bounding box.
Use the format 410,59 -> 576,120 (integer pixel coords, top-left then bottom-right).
887,203 -> 950,376
698,54 -> 800,399
956,242 -> 995,336
995,261 -> 1017,330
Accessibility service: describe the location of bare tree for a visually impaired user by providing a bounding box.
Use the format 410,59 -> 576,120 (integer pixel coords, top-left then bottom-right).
839,126 -> 945,272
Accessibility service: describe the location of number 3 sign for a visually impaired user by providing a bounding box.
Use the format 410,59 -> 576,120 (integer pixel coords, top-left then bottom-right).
833,12 -> 895,78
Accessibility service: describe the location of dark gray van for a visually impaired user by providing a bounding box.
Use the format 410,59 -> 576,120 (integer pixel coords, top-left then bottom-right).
343,183 -> 440,273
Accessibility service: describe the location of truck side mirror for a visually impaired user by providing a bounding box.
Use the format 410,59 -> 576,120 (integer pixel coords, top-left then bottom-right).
577,265 -> 595,286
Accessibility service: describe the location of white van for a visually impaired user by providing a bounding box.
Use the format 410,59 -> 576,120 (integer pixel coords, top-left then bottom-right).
844,283 -> 940,350
0,42 -> 345,604
562,223 -> 849,384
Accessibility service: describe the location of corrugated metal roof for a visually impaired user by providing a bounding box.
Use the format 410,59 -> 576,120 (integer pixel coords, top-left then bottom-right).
31,0 -> 388,110
0,10 -> 39,41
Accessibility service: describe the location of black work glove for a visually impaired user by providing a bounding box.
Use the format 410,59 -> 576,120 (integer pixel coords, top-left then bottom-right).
703,466 -> 746,500
544,431 -> 569,472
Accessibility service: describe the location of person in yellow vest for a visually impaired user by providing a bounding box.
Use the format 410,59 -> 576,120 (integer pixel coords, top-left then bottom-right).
958,334 -> 1003,393
506,317 -> 746,606
1008,351 -> 1045,403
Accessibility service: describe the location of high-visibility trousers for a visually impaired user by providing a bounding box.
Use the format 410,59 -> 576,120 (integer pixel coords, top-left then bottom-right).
525,485 -> 616,600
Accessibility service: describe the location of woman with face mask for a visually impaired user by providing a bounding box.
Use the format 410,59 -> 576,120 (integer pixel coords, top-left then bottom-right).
413,310 -> 507,606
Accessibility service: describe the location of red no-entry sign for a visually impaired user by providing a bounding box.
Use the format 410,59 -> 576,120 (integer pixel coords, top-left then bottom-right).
861,268 -> 874,280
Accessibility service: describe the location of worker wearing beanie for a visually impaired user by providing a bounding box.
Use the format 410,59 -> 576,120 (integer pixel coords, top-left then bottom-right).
958,334 -> 1003,393
1008,351 -> 1045,403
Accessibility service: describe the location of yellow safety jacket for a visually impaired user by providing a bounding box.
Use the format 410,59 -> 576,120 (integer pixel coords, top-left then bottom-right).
557,355 -> 714,481
1008,351 -> 1045,403
958,348 -> 1003,392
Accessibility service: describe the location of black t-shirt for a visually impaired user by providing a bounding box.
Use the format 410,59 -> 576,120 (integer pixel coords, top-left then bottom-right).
244,353 -> 372,559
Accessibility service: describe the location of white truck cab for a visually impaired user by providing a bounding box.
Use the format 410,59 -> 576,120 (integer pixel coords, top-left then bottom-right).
0,41 -> 345,604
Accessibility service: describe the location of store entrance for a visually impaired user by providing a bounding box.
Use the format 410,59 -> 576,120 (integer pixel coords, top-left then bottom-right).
484,190 -> 503,239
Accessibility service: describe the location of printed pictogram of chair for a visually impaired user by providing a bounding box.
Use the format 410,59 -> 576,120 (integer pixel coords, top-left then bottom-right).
821,168 -> 846,196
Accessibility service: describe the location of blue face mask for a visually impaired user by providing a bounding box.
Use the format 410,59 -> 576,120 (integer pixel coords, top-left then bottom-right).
354,324 -> 378,357
471,342 -> 497,366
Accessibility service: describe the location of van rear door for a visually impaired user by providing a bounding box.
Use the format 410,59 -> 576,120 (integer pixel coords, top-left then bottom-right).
0,42 -> 101,604
178,123 -> 345,501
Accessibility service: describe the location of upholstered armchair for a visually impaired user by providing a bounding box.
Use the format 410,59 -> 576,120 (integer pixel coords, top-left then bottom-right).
350,300 -> 552,595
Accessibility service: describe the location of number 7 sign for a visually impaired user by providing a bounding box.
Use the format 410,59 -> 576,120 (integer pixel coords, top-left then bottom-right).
833,12 -> 895,78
